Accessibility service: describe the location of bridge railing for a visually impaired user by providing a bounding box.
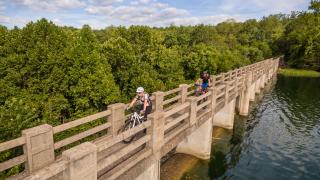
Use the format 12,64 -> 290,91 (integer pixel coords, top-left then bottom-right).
0,57 -> 280,179
195,92 -> 213,122
0,137 -> 26,173
53,109 -> 112,151
163,102 -> 190,144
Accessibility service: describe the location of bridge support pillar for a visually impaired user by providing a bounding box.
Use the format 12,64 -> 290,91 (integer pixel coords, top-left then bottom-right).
239,72 -> 252,116
135,161 -> 160,180
255,78 -> 261,94
260,74 -> 267,89
176,117 -> 213,159
260,74 -> 265,89
264,72 -> 268,84
268,69 -> 272,80
212,99 -> 235,129
249,81 -> 256,101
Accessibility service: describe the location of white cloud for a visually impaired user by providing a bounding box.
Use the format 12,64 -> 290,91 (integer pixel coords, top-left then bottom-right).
82,0 -> 254,28
152,2 -> 168,9
52,18 -> 65,26
78,18 -> 109,29
161,15 -> 249,26
88,0 -> 123,6
0,1 -> 9,24
85,5 -> 113,14
85,1 -> 189,25
5,0 -> 309,28
0,1 -> 4,13
0,15 -> 10,24
138,0 -> 152,4
217,0 -> 306,15
12,0 -> 86,11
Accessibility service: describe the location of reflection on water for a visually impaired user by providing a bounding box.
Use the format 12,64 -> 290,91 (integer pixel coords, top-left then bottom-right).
161,75 -> 320,180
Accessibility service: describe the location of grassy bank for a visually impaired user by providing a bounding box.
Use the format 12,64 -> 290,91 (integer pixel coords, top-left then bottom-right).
278,68 -> 320,78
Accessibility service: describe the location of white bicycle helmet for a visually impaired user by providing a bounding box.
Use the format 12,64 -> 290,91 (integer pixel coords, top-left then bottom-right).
136,87 -> 144,93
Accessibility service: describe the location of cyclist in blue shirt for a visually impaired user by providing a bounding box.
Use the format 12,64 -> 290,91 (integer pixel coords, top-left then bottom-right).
195,71 -> 212,96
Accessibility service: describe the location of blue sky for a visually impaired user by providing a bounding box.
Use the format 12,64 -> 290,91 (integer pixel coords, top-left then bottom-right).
0,0 -> 310,29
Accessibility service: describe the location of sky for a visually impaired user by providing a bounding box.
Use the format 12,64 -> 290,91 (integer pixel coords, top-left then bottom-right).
0,0 -> 310,29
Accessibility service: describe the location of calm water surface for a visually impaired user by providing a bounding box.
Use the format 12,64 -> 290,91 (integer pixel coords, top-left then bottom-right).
163,75 -> 320,180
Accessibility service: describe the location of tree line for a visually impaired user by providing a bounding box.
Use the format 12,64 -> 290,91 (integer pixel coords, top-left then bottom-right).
0,0 -> 319,177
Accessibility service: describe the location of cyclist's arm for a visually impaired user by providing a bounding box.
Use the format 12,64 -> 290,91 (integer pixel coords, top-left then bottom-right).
143,94 -> 149,112
195,78 -> 202,86
143,99 -> 147,112
128,96 -> 137,108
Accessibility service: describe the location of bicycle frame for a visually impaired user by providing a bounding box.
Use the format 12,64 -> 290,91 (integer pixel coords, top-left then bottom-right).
129,112 -> 144,128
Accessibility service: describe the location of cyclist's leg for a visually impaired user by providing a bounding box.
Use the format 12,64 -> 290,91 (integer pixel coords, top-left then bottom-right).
144,105 -> 152,120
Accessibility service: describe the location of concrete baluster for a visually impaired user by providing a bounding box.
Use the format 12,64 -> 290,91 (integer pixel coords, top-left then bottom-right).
186,96 -> 197,126
224,82 -> 230,105
209,87 -> 217,116
211,75 -> 216,87
22,124 -> 55,173
62,142 -> 97,180
179,84 -> 189,104
153,91 -> 164,112
142,111 -> 165,180
108,103 -> 125,137
147,112 -> 165,159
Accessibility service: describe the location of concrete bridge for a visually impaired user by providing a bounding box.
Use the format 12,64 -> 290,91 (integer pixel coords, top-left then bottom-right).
0,58 -> 279,180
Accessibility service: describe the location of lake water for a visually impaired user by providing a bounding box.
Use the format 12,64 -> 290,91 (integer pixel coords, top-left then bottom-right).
161,75 -> 320,180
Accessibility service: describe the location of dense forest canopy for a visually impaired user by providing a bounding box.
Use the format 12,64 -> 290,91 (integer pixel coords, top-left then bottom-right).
0,0 -> 319,177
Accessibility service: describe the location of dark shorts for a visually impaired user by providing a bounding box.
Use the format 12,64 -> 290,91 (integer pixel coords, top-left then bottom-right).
137,104 -> 152,119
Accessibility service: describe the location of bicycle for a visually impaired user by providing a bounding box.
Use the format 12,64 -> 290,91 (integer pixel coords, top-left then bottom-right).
118,109 -> 146,143
194,83 -> 208,96
194,84 -> 209,108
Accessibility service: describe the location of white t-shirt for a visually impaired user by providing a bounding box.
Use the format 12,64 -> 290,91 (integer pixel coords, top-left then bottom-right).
136,93 -> 150,106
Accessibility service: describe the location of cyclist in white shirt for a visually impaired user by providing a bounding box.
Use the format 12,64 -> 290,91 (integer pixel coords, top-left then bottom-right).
127,87 -> 152,120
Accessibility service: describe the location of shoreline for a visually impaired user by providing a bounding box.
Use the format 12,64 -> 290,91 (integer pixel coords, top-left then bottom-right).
278,68 -> 320,77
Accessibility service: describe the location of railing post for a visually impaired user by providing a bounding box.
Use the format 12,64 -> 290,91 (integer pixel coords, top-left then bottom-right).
153,91 -> 164,112
179,84 -> 189,103
235,77 -> 240,97
62,142 -> 97,180
210,75 -> 216,87
224,82 -> 230,105
208,87 -> 217,116
186,97 -> 197,126
22,124 -> 55,173
147,111 -> 165,159
222,73 -> 226,82
108,103 -> 125,137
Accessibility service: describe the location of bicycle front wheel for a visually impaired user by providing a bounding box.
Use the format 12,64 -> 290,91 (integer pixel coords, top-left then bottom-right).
121,120 -> 136,143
